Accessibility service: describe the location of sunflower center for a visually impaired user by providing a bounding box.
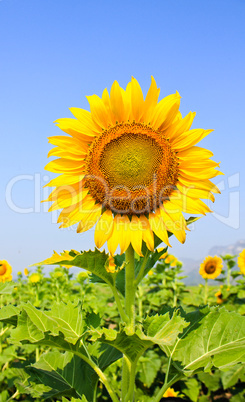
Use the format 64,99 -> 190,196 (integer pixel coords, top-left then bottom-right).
100,134 -> 163,188
85,122 -> 179,214
0,264 -> 6,276
205,262 -> 216,274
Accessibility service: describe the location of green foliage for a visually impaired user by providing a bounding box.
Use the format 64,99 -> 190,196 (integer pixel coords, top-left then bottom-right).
1,247 -> 245,401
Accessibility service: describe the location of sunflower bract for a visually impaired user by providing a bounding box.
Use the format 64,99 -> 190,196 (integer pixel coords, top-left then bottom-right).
45,77 -> 222,255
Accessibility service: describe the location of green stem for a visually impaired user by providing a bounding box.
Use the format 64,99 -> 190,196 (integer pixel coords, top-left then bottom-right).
134,249 -> 150,288
173,276 -> 177,307
75,351 -> 119,402
153,374 -> 182,402
125,244 -> 135,334
122,244 -> 136,402
124,359 -> 137,402
204,278 -> 209,304
227,266 -> 231,288
35,347 -> 40,362
110,285 -> 129,324
121,356 -> 131,402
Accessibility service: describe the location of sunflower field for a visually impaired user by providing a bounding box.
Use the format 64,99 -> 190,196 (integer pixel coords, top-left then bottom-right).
1,251 -> 245,402
1,77 -> 245,401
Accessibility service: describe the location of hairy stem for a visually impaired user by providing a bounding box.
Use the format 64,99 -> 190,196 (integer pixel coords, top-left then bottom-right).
110,285 -> 129,324
134,249 -> 150,288
125,244 -> 135,334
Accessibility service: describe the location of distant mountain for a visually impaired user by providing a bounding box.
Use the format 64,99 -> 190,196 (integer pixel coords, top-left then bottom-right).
180,240 -> 245,285
208,239 -> 245,257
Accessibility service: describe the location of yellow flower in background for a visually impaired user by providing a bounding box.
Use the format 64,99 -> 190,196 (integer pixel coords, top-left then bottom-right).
238,249 -> 245,275
199,256 -> 223,279
165,254 -> 179,266
45,77 -> 221,256
0,260 -> 12,283
76,271 -> 89,282
148,270 -> 154,276
163,387 -> 179,397
24,268 -> 29,276
215,290 -> 223,304
106,256 -> 117,273
29,273 -> 42,283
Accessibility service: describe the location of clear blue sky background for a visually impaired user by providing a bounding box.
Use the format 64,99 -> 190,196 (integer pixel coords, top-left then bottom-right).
1,0 -> 245,275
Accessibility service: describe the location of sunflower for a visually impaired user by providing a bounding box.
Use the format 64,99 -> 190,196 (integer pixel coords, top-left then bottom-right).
238,249 -> 245,275
0,260 -> 12,283
45,77 -> 221,256
29,273 -> 42,283
24,268 -> 29,276
163,387 -> 179,398
199,256 -> 223,279
215,290 -> 223,304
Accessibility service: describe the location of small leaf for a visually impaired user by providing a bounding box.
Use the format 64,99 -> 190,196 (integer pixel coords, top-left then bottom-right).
0,305 -> 21,326
0,282 -> 15,295
36,249 -> 116,287
221,364 -> 245,389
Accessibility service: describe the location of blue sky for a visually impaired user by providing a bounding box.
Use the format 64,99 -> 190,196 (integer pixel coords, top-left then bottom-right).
1,0 -> 245,275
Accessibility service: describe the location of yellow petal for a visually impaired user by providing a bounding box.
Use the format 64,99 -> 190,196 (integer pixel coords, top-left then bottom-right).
55,118 -> 96,141
140,215 -> 154,251
69,107 -> 101,133
48,148 -> 86,160
76,205 -> 101,233
94,210 -> 114,248
151,92 -> 181,130
148,213 -> 171,247
44,174 -> 84,188
162,202 -> 187,231
180,167 -> 222,180
45,158 -> 86,173
130,215 -> 143,256
170,190 -> 212,215
171,129 -> 213,150
107,215 -> 121,255
142,76 -> 160,123
177,145 -> 213,160
178,177 -> 221,194
48,136 -> 89,154
164,111 -> 196,140
159,208 -> 186,244
130,77 -> 144,121
177,183 -> 215,202
118,215 -> 131,254
110,80 -> 125,123
86,94 -> 112,129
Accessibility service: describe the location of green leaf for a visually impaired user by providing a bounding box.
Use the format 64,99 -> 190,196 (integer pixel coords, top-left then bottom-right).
27,351 -> 92,399
48,302 -> 84,344
170,307 -> 245,373
10,302 -> 84,345
138,350 -> 161,387
90,327 -> 152,362
180,378 -> 200,401
0,304 -> 21,326
63,397 -> 88,402
221,364 -> 245,389
0,390 -> 9,402
38,249 -> 116,287
142,311 -> 188,347
0,282 -> 15,295
90,312 -> 187,363
197,371 -> 221,391
11,310 -> 44,343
